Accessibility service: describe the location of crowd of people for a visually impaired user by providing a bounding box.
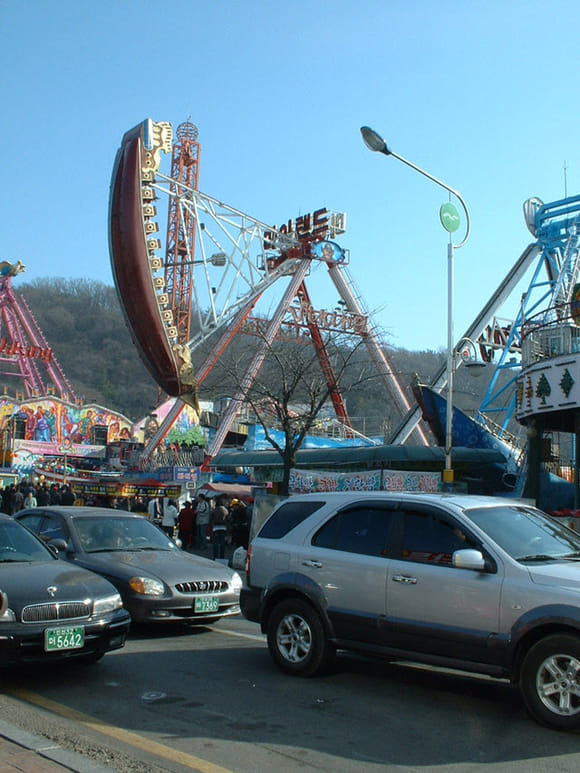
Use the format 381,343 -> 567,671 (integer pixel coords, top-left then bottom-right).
0,478 -> 253,564
0,480 -> 75,515
148,492 -> 252,560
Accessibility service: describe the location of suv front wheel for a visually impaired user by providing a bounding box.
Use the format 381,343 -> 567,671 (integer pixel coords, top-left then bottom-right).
267,598 -> 334,677
520,633 -> 580,730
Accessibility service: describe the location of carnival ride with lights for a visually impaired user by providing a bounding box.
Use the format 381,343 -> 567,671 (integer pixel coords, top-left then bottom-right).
411,193 -> 580,500
0,263 -> 138,479
108,117 -> 580,501
0,261 -> 76,402
108,118 -> 430,464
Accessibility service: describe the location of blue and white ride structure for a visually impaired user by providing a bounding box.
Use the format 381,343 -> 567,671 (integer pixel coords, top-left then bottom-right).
407,193 -> 580,500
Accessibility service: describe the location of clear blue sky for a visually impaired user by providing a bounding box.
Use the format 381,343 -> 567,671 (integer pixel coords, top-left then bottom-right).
2,0 -> 579,353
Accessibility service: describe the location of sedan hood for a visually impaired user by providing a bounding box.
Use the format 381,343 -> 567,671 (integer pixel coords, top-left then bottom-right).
0,560 -> 118,612
529,561 -> 580,590
78,549 -> 236,584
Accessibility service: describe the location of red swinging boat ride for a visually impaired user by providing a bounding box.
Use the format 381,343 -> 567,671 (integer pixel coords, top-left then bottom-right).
108,118 -> 427,462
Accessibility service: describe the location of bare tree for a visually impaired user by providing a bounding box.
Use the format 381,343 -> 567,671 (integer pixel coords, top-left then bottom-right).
217,331 -> 376,495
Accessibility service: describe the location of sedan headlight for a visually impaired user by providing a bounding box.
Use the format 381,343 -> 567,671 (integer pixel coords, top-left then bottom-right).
128,577 -> 165,596
93,593 -> 123,615
231,572 -> 243,592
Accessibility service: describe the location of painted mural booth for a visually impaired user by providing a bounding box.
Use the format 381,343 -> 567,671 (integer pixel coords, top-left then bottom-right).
0,396 -> 133,475
132,398 -> 208,447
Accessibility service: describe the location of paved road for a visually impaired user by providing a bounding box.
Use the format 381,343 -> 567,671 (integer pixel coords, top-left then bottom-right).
2,617 -> 580,772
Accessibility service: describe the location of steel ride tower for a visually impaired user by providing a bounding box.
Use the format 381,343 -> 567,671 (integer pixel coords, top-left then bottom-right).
0,261 -> 75,401
163,120 -> 200,346
108,118 -> 427,462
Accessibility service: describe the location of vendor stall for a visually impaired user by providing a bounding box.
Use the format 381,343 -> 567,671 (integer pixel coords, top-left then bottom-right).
196,482 -> 256,503
71,477 -> 181,510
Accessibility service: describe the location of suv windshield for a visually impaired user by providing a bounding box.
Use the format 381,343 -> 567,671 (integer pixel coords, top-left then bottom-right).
465,505 -> 580,561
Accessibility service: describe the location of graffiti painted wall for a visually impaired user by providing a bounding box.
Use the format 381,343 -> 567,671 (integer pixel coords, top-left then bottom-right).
289,468 -> 382,493
289,468 -> 441,494
383,470 -> 441,492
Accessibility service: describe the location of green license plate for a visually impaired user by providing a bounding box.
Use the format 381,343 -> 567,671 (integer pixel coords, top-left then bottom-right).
44,626 -> 85,652
194,596 -> 219,613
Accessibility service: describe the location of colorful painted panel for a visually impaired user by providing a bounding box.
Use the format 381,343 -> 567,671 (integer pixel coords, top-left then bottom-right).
289,468 -> 381,494
0,397 -> 132,445
132,397 -> 206,444
383,470 -> 441,492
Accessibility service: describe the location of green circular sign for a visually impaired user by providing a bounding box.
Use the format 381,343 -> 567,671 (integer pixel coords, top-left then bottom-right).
440,202 -> 461,233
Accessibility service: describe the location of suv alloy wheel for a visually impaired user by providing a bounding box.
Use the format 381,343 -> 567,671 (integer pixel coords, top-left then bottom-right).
520,634 -> 580,729
267,599 -> 334,677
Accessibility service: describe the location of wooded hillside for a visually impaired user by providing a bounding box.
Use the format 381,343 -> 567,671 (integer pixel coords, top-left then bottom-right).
19,278 -> 158,420
16,278 -> 485,435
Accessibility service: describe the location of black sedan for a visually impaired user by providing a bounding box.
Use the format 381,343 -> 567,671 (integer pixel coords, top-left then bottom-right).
16,507 -> 242,624
0,514 -> 130,665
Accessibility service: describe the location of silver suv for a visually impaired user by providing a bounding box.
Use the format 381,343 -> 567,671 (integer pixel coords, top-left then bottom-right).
241,492 -> 580,730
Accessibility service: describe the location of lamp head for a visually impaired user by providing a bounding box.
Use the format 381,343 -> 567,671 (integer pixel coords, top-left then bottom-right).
360,126 -> 390,155
464,360 -> 486,377
458,339 -> 486,377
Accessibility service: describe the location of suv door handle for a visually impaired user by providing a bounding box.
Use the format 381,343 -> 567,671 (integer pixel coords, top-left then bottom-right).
302,560 -> 323,568
393,574 -> 417,584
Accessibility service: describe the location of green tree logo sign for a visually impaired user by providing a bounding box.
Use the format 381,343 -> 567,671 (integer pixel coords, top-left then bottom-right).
536,373 -> 551,405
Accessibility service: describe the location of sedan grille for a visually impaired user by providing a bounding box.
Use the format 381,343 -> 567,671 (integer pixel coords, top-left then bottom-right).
22,601 -> 92,623
175,580 -> 228,593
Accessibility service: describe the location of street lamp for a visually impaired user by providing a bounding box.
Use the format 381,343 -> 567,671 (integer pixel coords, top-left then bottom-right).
360,126 -> 470,489
456,337 -> 486,375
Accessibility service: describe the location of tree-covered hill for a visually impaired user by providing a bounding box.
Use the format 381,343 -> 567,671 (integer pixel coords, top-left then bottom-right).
16,277 -> 490,435
18,278 -> 158,421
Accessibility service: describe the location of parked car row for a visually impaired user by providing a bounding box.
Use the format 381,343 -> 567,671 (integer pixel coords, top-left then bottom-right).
0,513 -> 130,665
0,507 -> 243,667
7,492 -> 580,732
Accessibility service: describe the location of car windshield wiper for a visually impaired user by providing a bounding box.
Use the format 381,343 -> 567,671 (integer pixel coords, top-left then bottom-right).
0,557 -> 32,562
118,545 -> 162,551
560,551 -> 580,560
515,553 -> 555,562
86,548 -> 130,553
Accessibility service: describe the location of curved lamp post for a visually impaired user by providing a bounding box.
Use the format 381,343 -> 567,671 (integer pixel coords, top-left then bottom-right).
360,126 -> 470,489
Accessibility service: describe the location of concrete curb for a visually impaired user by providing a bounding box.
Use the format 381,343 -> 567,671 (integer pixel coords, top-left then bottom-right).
0,717 -> 113,772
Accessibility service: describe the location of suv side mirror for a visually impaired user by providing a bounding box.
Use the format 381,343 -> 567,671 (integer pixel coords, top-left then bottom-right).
453,548 -> 486,571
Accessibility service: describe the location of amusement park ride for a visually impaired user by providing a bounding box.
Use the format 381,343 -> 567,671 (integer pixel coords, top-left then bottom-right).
0,116 -> 578,500
0,260 -> 75,402
108,117 -> 580,499
108,118 -> 430,465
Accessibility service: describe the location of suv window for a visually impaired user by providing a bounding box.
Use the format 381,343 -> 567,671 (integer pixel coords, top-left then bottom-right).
312,506 -> 394,557
258,500 -> 325,539
401,509 -> 478,565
